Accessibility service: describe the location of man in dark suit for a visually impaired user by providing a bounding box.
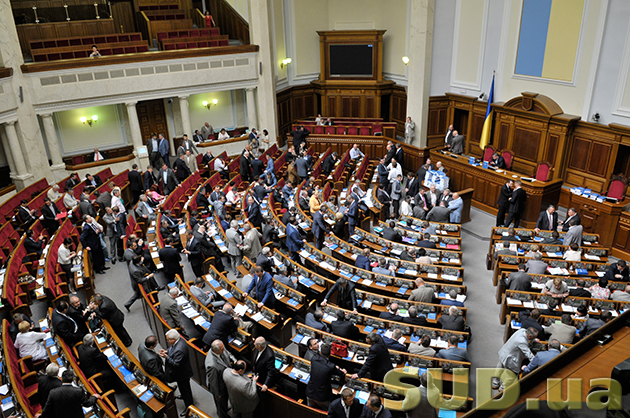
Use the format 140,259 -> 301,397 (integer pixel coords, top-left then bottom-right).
383,143 -> 395,166
158,237 -> 183,281
65,173 -> 80,190
160,329 -> 194,408
604,260 -> 630,282
196,187 -> 211,211
144,165 -> 157,191
405,173 -> 419,199
328,388 -> 363,418
68,295 -> 90,336
128,164 -> 143,204
355,248 -> 371,270
146,134 -> 161,169
435,335 -> 470,362
38,364 -> 62,407
250,156 -> 265,179
417,233 -> 437,249
535,205 -> 558,232
39,370 -> 100,418
518,310 -> 545,338
51,301 -> 84,346
330,310 -> 360,340
80,215 -> 106,274
403,307 -> 428,327
41,197 -> 60,235
90,293 -> 132,346
322,152 -> 338,176
173,154 -> 192,181
24,229 -> 45,257
376,186 -> 391,219
296,154 -> 310,182
379,303 -> 403,322
505,180 -> 526,227
290,126 -> 310,150
240,151 -> 252,182
138,335 -> 167,383
377,158 -> 389,188
183,229 -> 204,278
245,195 -> 263,229
502,264 -> 531,291
202,303 -> 239,347
244,266 -> 276,309
489,152 -> 506,169
312,208 -> 328,250
351,333 -> 393,382
322,278 -> 357,312
306,343 -> 346,410
437,306 -> 465,331
382,221 -> 402,243
158,162 -> 179,195
450,131 -> 465,155
394,143 -> 404,170
347,196 -> 359,236
560,207 -> 581,232
17,199 -> 37,228
84,173 -> 102,191
286,217 -> 304,263
77,334 -> 115,387
253,337 -> 277,391
158,134 -> 170,168
382,329 -> 407,352
569,279 -> 592,297
496,180 -> 514,227
125,255 -> 161,311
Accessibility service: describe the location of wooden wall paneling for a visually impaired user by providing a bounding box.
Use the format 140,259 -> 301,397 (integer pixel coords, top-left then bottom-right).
497,121 -> 511,151
545,133 -> 559,164
40,24 -> 58,39
136,99 -> 167,144
512,126 -> 540,161
568,137 -> 590,171
366,96 -> 375,119
587,142 -> 612,176
612,212 -> 630,259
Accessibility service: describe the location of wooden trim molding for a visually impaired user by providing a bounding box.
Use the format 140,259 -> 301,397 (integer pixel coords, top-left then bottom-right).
0,68 -> 13,79
64,154 -> 135,171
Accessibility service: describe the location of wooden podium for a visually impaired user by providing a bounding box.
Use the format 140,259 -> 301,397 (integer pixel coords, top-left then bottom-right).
569,193 -> 627,248
311,30 -> 394,119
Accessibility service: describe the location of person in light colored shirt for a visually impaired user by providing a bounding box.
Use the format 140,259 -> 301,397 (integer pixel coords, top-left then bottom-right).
349,144 -> 365,160
63,188 -> 79,210
217,128 -> 230,141
14,321 -> 48,361
611,285 -> 630,302
387,160 -> 402,184
111,187 -> 126,214
589,278 -> 610,300
47,185 -> 61,201
563,243 -> 582,261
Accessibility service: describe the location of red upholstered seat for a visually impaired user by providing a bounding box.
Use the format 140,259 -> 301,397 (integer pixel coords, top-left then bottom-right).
336,126 -> 346,135
112,47 -> 124,54
57,39 -> 69,47
501,149 -> 514,170
219,39 -> 228,46
314,126 -> 324,134
100,48 -> 112,55
607,177 -> 627,200
176,43 -> 186,49
198,41 -> 208,48
106,35 -> 117,43
47,53 -> 61,61
31,41 -> 44,50
136,45 -> 149,52
44,40 -> 56,48
359,127 -> 370,135
187,42 -> 198,49
131,33 -> 141,41
325,126 -> 335,135
372,125 -> 383,134
124,46 -> 136,53
168,31 -> 178,38
535,162 -> 551,181
209,40 -> 218,47
94,36 -> 106,44
482,145 -> 495,162
69,38 -> 81,46
190,30 -> 199,37
200,29 -> 209,36
33,54 -> 47,62
119,34 -> 130,42
165,43 -> 176,51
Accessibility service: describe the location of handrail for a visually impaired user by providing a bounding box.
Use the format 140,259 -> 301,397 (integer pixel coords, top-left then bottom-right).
192,8 -> 205,30
139,11 -> 152,46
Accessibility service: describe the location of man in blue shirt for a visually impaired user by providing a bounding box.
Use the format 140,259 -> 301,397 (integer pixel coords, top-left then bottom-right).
382,329 -> 407,352
435,335 -> 470,362
440,289 -> 465,307
522,339 -> 561,374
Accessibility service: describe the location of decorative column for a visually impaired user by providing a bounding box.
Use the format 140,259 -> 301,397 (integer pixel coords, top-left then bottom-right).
125,102 -> 149,166
245,87 -> 258,130
406,0 -> 435,147
4,121 -> 33,187
178,95 -> 192,137
0,126 -> 15,176
248,0 -> 278,144
40,113 -> 66,180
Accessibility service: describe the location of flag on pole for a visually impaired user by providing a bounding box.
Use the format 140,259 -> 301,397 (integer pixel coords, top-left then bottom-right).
479,73 -> 495,150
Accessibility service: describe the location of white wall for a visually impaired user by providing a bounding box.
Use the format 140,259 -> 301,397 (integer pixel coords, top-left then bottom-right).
188,91 -> 240,132
54,104 -> 128,155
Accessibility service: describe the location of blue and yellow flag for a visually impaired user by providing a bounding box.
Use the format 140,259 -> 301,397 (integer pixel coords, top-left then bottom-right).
479,73 -> 494,150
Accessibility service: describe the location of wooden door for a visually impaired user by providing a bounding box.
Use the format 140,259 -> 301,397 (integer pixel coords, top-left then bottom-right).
136,99 -> 167,145
112,1 -> 136,34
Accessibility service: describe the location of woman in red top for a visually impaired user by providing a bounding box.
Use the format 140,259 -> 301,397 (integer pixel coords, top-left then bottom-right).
204,11 -> 215,28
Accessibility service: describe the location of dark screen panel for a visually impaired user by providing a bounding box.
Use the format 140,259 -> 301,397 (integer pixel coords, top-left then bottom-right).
329,44 -> 373,77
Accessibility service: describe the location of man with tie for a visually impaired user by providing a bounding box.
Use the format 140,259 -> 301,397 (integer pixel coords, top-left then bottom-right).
496,180 -> 514,227
177,134 -> 200,156
444,124 -> 454,149
205,340 -> 236,418
136,194 -> 157,221
84,173 -> 102,192
321,277 -> 358,313
80,214 -> 106,274
192,130 -> 204,143
560,207 -> 581,232
158,133 -> 170,168
245,195 -> 263,229
535,205 -> 558,232
183,229 -> 204,278
286,216 -> 304,263
328,388 -> 362,418
51,301 -> 85,346
160,330 -> 194,409
173,154 -> 192,181
159,162 -> 179,195
89,148 -> 106,162
377,158 -> 389,188
146,134 -> 162,169
405,172 -> 419,199
243,266 -> 276,309
144,165 -> 157,191
347,195 -> 359,235
128,164 -> 143,205
376,185 -> 391,219
17,199 -> 37,228
41,197 -> 60,235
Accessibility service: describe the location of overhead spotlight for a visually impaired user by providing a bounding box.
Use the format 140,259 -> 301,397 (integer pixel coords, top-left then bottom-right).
402,56 -> 410,65
281,58 -> 292,68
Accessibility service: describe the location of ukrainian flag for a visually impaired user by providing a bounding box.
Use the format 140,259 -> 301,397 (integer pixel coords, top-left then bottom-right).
479,74 -> 494,151
514,0 -> 584,82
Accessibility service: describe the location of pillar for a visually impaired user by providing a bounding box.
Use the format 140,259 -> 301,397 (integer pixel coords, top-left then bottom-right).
406,0 -> 435,147
0,126 -> 15,176
178,95 -> 192,137
40,113 -> 66,180
245,87 -> 258,130
4,121 -> 33,187
125,102 -> 149,167
248,0 -> 278,145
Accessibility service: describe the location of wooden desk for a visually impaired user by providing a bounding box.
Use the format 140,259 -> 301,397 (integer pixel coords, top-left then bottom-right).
569,192 -> 627,248
432,150 -> 563,229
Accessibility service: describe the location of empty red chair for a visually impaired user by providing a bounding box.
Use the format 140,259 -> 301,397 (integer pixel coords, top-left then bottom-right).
44,40 -> 56,48
47,53 -> 61,61
69,38 -> 81,46
74,50 -> 88,58
178,31 -> 188,37
209,40 -> 218,47
348,126 -> 358,135
57,39 -> 69,47
200,29 -> 209,36
325,126 -> 335,135
31,41 -> 44,49
373,125 -> 383,134
535,162 -> 551,181
190,30 -> 200,37
100,48 -> 113,55
607,175 -> 628,200
501,149 -> 514,170
336,126 -> 346,135
359,127 -> 370,135
187,42 -> 198,49
112,47 -> 124,54
131,33 -> 141,41
210,28 -> 219,36
165,43 -> 176,50
219,39 -> 228,46
81,37 -> 93,45
156,15 -> 166,20
168,31 -> 178,38
94,36 -> 106,44
176,43 -> 186,49
198,41 -> 208,47
33,54 -> 47,62
119,34 -> 130,42
314,126 -> 324,134
136,45 -> 149,52
124,46 -> 136,53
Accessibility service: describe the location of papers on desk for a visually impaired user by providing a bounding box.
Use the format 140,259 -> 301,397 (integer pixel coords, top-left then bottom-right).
323,313 -> 336,323
362,300 -> 373,309
288,369 -> 310,383
523,301 -> 535,309
362,279 -> 373,286
547,267 -> 569,275
0,384 -> 8,396
299,250 -> 310,259
506,298 -> 522,306
442,275 -> 458,281
427,273 -> 438,279
561,304 -> 576,313
456,294 -> 467,303
546,252 -> 561,258
103,348 -> 115,358
405,269 -> 418,276
251,313 -> 265,322
182,307 -> 198,318
531,282 -> 544,289
298,276 -> 315,287
432,339 -> 448,348
193,316 -> 208,326
218,289 -> 231,298
234,303 -> 248,316
584,254 -> 600,261
319,261 -> 336,271
175,296 -> 188,306
511,320 -> 521,330
356,390 -> 370,404
595,271 -> 606,277
534,302 -> 548,310
150,252 -> 159,258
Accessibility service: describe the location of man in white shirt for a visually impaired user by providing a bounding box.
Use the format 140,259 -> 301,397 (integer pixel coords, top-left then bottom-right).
111,187 -> 126,215
63,188 -> 79,210
387,160 -> 402,186
47,184 -> 61,201
349,143 -> 364,160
